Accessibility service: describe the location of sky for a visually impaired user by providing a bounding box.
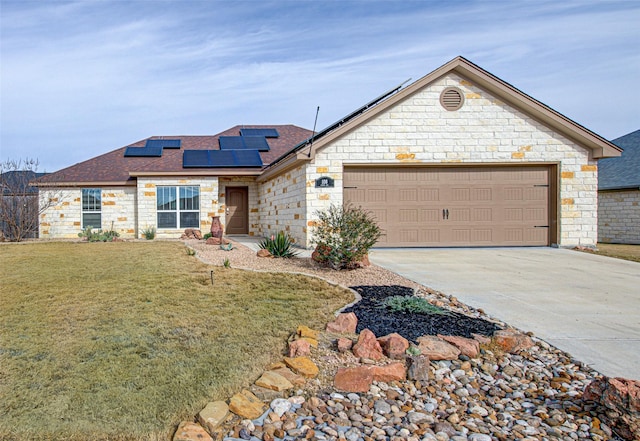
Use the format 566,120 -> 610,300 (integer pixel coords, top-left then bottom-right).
1,0 -> 639,172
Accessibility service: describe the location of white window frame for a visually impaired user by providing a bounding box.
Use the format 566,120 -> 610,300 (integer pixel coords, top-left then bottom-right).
81,188 -> 102,229
157,185 -> 200,229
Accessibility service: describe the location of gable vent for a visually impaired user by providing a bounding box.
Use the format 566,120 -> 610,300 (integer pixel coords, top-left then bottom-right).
440,87 -> 464,111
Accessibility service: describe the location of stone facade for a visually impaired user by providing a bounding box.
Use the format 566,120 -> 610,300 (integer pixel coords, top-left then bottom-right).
39,186 -> 136,239
257,165 -> 307,245
293,73 -> 598,248
598,189 -> 640,244
137,177 -> 219,239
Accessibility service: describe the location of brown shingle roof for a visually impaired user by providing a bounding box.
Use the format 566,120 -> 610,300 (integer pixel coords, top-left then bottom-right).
35,125 -> 312,186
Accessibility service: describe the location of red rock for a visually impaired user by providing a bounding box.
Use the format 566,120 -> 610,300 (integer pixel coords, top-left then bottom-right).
352,329 -> 384,360
584,376 -> 640,440
193,230 -> 203,240
416,335 -> 461,360
257,249 -> 272,258
288,339 -> 311,357
326,312 -> 358,334
336,338 -> 353,353
471,333 -> 492,345
492,329 -> 534,353
173,421 -> 213,441
377,333 -> 410,359
206,237 -> 221,245
334,366 -> 375,392
357,254 -> 371,267
372,363 -> 407,382
311,244 -> 331,263
438,334 -> 480,358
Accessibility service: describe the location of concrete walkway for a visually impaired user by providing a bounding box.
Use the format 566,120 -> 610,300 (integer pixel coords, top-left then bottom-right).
369,247 -> 640,379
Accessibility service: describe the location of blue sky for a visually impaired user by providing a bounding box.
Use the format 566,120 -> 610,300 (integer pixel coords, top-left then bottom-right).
1,0 -> 639,172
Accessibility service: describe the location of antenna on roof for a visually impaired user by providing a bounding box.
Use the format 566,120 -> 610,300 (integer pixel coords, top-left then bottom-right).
308,106 -> 320,158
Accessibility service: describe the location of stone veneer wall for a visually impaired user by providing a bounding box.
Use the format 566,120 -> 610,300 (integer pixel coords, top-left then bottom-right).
300,73 -> 598,248
257,165 -> 307,245
137,177 -> 218,239
598,189 -> 640,244
218,177 -> 259,236
39,186 -> 137,239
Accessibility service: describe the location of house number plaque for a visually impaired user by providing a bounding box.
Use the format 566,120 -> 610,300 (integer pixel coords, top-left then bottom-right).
315,176 -> 335,188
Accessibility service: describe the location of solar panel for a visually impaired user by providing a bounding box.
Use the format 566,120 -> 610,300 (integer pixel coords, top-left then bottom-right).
146,139 -> 182,149
124,146 -> 163,157
219,136 -> 245,150
240,128 -> 279,138
182,150 -> 211,167
182,149 -> 263,168
242,136 -> 270,151
219,136 -> 270,152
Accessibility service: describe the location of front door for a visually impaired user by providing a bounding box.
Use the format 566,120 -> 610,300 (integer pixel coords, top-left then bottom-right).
225,186 -> 249,234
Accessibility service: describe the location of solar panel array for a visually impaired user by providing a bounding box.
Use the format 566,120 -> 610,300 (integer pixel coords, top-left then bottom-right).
240,128 -> 279,138
183,149 -> 263,168
124,139 -> 182,157
219,136 -> 270,152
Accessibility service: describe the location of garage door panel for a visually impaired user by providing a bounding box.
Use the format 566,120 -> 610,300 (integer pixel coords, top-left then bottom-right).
344,166 -> 550,247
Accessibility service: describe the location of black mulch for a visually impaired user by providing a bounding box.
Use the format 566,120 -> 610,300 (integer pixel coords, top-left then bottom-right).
343,285 -> 501,343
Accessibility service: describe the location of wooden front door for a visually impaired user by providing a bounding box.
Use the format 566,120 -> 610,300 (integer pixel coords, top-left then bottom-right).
225,187 -> 249,234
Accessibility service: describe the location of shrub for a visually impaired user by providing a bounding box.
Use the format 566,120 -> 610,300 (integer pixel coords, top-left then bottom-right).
259,231 -> 298,258
78,227 -> 120,242
141,226 -> 156,240
311,203 -> 382,269
381,295 -> 447,315
203,232 -> 213,240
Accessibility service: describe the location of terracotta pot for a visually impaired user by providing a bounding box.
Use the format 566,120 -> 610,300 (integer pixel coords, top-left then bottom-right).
210,216 -> 223,239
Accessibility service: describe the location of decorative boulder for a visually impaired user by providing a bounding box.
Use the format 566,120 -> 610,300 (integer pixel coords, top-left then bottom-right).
352,329 -> 384,360
583,376 -> 640,440
326,312 -> 358,334
377,333 -> 410,359
257,249 -> 272,258
416,335 -> 461,360
492,329 -> 534,353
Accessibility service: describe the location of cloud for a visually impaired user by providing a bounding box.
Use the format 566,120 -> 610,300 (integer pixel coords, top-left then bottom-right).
1,0 -> 638,170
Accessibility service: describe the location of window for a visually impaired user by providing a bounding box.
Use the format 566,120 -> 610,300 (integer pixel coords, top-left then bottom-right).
157,186 -> 200,228
82,188 -> 101,228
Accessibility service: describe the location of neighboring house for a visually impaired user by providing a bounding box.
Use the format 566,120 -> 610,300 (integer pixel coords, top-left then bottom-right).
0,170 -> 46,239
34,57 -> 621,248
597,130 -> 640,244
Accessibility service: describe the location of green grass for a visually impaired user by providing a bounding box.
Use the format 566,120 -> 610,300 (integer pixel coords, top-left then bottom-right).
0,242 -> 353,441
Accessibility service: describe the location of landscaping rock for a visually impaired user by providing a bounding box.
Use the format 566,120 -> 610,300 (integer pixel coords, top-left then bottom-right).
287,339 -> 311,357
406,354 -> 430,382
198,401 -> 229,436
256,249 -> 272,258
492,329 -> 534,353
416,335 -> 461,360
255,371 -> 294,392
336,337 -> 353,353
377,332 -> 410,359
325,312 -> 358,334
228,389 -> 265,420
352,328 -> 384,360
438,334 -> 480,358
206,237 -> 221,245
296,325 -> 319,340
283,356 -> 319,378
334,366 -> 375,393
584,376 -> 640,440
173,421 -> 213,441
268,366 -> 306,386
372,362 -> 406,382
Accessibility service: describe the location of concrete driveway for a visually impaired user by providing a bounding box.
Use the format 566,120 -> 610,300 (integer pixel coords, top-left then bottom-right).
369,247 -> 640,379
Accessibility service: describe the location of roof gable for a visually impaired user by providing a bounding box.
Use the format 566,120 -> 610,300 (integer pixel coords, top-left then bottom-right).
599,129 -> 640,190
261,56 -> 621,180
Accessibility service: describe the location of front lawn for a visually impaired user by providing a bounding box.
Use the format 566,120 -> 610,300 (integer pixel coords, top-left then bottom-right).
0,242 -> 352,440
580,243 -> 640,263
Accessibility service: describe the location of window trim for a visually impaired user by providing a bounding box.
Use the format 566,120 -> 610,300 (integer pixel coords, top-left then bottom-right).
81,188 -> 102,229
156,185 -> 200,229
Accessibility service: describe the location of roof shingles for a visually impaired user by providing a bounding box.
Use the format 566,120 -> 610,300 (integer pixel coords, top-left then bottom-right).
35,125 -> 311,185
598,129 -> 640,190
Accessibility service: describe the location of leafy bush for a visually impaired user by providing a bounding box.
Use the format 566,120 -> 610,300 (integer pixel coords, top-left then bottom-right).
311,203 -> 382,269
380,295 -> 447,315
78,227 -> 120,242
203,232 -> 213,240
141,226 -> 156,240
259,231 -> 298,258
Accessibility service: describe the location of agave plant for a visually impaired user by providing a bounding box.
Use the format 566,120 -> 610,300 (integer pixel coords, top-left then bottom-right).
259,231 -> 298,258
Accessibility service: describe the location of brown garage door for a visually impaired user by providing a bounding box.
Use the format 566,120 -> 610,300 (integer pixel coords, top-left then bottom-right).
344,166 -> 550,247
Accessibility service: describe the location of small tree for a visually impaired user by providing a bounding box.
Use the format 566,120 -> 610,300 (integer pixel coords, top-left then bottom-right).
0,159 -> 60,241
311,203 -> 382,269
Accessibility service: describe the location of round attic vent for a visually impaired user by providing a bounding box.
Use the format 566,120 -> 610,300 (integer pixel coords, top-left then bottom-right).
440,87 -> 464,111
